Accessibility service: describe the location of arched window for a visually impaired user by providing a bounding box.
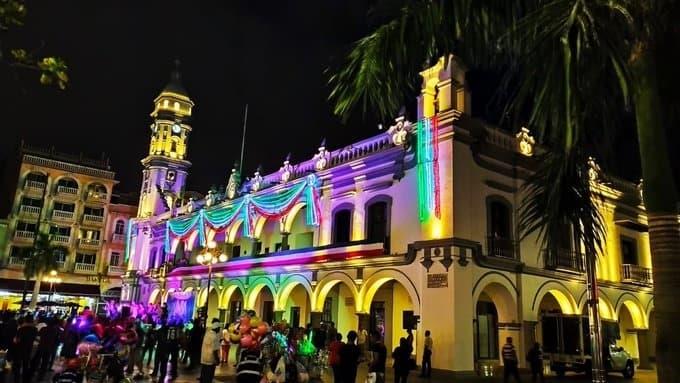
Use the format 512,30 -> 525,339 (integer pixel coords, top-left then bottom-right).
332,206 -> 352,244
149,248 -> 157,270
486,196 -> 514,258
114,220 -> 125,235
365,196 -> 391,254
56,177 -> 78,192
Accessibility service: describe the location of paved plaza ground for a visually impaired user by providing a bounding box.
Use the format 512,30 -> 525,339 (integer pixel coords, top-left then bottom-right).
163,363 -> 658,383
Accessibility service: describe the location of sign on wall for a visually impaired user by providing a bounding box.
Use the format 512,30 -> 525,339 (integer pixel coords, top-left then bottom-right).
427,273 -> 448,288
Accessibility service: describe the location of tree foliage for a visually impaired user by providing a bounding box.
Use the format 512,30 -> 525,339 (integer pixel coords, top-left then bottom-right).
0,0 -> 68,89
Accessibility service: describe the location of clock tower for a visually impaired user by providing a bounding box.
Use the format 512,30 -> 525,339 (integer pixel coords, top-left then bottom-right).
138,60 -> 194,217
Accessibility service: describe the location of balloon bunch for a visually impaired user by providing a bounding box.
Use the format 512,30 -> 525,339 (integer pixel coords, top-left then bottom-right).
227,314 -> 271,350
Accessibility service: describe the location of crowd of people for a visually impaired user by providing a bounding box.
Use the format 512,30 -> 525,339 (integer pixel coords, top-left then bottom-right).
0,305 -> 438,383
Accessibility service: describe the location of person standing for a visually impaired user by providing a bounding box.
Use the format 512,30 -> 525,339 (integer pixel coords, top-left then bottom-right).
392,337 -> 413,383
368,331 -> 387,383
199,319 -> 221,383
12,315 -> 38,383
526,342 -> 544,383
339,331 -> 361,383
328,333 -> 344,383
419,330 -> 433,378
502,337 -> 521,383
32,316 -> 59,379
236,349 -> 263,383
142,317 -> 157,369
221,325 -> 231,364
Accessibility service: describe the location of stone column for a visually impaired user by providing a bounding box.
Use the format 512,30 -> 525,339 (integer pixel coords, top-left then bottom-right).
356,313 -> 371,332
636,329 -> 651,369
274,310 -> 285,322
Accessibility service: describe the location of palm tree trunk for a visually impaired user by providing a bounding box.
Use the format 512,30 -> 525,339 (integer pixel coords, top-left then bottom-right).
29,270 -> 43,310
631,46 -> 680,383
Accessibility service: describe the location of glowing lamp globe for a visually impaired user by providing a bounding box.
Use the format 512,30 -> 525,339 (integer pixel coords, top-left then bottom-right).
218,253 -> 227,262
196,254 -> 204,264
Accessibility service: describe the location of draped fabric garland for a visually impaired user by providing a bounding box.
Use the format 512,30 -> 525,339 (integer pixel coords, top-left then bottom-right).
165,174 -> 321,253
417,116 -> 441,221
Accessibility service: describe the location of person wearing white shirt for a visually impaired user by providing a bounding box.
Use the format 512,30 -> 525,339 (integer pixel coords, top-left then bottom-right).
199,319 -> 222,383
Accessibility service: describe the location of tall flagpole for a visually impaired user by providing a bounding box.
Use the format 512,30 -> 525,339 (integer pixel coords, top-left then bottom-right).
239,104 -> 248,174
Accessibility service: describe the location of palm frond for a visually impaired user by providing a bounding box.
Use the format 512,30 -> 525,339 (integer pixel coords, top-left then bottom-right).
519,148 -> 605,259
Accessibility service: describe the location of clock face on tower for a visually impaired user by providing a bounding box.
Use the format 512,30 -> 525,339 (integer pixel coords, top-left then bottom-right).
172,123 -> 181,134
166,170 -> 177,186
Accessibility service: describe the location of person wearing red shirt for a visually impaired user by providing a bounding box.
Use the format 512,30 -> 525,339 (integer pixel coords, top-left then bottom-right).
328,333 -> 344,383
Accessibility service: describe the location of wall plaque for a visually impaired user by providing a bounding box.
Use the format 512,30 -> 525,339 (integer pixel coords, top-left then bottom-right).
427,273 -> 448,288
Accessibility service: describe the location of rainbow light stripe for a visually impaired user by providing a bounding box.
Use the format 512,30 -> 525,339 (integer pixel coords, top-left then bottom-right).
417,116 -> 440,221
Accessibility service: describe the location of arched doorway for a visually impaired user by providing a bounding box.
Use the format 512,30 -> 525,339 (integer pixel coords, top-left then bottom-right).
281,284 -> 311,329
250,284 -> 276,325
617,301 -> 645,361
363,280 -> 414,354
473,283 -> 517,365
226,288 -> 244,324
535,290 -> 576,354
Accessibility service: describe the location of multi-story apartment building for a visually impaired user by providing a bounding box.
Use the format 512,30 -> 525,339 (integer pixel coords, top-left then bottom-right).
0,144 -> 135,309
124,58 -> 655,376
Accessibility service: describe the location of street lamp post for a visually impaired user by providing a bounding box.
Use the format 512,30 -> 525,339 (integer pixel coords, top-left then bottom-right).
196,241 -> 227,320
43,270 -> 62,302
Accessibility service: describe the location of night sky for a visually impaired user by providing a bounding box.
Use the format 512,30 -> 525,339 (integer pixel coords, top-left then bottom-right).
1,1 -> 672,207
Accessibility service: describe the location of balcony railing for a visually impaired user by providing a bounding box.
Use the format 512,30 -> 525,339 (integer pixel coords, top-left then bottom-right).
112,233 -> 126,243
108,265 -> 126,275
621,264 -> 653,286
486,236 -> 517,259
544,249 -> 585,273
86,191 -> 107,203
56,185 -> 79,197
56,260 -> 66,270
79,238 -> 101,249
74,262 -> 96,273
19,205 -> 41,218
52,234 -> 71,245
52,210 -> 75,222
24,180 -> 46,193
14,230 -> 35,242
82,214 -> 104,225
8,256 -> 27,267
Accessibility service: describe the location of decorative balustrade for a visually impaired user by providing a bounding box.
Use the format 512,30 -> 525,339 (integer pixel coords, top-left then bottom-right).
621,264 -> 653,286
52,235 -> 71,245
74,263 -> 96,273
108,265 -> 126,274
83,214 -> 104,225
24,180 -> 46,191
19,205 -> 41,217
52,210 -> 75,222
8,257 -> 27,267
56,185 -> 79,196
14,231 -> 35,241
112,234 -> 126,243
79,238 -> 101,248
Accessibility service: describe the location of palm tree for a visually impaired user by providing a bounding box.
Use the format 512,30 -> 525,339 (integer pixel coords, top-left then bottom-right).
328,1 -> 680,380
22,232 -> 64,310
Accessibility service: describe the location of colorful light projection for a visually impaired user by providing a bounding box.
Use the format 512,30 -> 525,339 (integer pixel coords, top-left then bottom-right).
165,174 -> 321,253
125,219 -> 135,264
416,116 -> 441,221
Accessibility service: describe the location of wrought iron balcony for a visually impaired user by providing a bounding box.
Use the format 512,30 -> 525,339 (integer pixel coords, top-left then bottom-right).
543,249 -> 585,273
486,236 -> 517,259
74,262 -> 96,273
621,264 -> 653,286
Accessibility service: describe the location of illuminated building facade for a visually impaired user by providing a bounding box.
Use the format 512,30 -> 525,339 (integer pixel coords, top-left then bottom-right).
125,57 -> 655,374
0,144 -> 135,309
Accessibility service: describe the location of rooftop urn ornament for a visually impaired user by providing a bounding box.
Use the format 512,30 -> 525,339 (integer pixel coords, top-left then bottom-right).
516,127 -> 535,157
387,115 -> 412,146
186,197 -> 195,213
314,138 -> 329,171
280,153 -> 293,183
251,166 -> 264,192
588,156 -> 601,182
637,178 -> 645,204
205,189 -> 217,207
226,163 -> 241,199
